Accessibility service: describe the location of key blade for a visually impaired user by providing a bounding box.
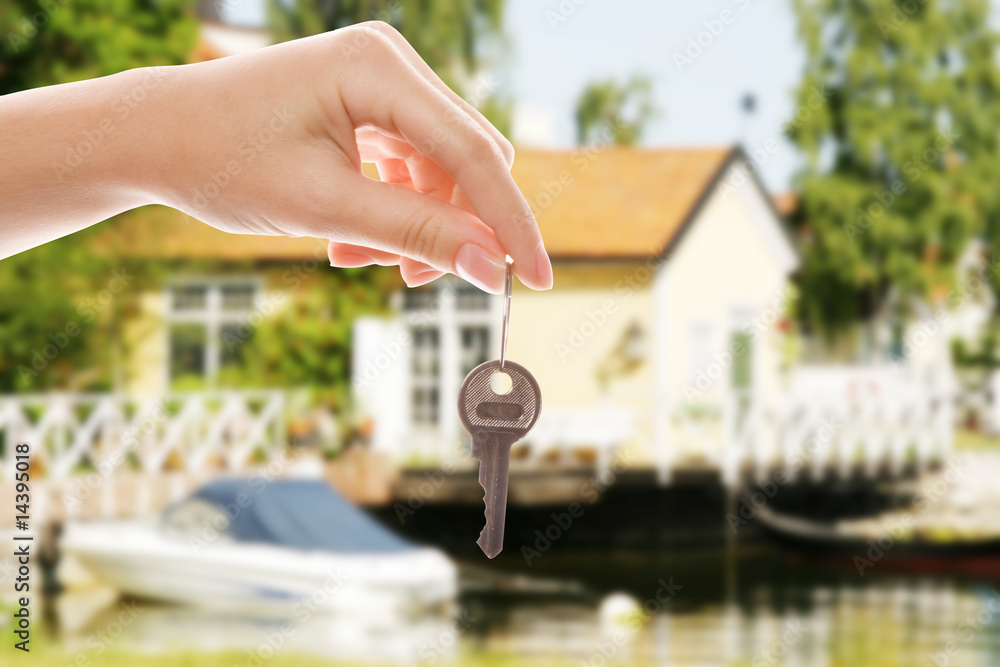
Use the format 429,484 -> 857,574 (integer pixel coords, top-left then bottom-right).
472,429 -> 515,559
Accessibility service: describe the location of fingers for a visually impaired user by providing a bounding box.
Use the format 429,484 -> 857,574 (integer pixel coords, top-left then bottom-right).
354,22 -> 514,168
328,242 -> 400,267
335,173 -> 508,294
328,241 -> 441,286
328,241 -> 444,288
335,28 -> 553,291
400,257 -> 445,287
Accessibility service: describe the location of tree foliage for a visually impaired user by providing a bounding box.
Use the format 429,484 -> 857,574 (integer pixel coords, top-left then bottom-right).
0,2 -> 198,391
218,267 -> 396,411
0,231 -> 152,392
0,0 -> 198,94
574,76 -> 655,146
788,0 -> 1000,335
267,0 -> 510,133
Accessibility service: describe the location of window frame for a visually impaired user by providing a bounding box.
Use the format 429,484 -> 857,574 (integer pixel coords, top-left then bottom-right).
400,279 -> 498,439
164,276 -> 265,388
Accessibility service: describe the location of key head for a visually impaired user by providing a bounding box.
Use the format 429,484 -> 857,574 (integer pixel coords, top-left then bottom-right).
458,360 -> 541,438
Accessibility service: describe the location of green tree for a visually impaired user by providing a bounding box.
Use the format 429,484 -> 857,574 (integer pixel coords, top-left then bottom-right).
575,76 -> 655,145
788,0 -> 1000,336
267,0 -> 510,133
218,267 -> 396,410
0,2 -> 198,390
1,0 -> 198,94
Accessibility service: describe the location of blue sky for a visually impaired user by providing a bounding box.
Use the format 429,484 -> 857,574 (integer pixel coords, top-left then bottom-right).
501,0 -> 802,191
223,1 -> 823,192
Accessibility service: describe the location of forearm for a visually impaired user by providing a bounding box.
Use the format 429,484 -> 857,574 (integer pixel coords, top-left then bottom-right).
0,24 -> 552,291
0,67 -> 171,259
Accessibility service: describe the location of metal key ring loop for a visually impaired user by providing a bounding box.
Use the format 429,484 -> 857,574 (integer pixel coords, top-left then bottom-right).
499,260 -> 512,370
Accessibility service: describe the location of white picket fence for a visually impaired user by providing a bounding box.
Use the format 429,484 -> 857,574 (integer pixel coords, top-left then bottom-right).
718,366 -> 954,485
0,391 -> 286,483
0,365 -> 955,501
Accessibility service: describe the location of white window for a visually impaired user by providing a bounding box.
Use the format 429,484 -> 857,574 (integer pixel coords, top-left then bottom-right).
166,279 -> 261,386
402,280 -> 495,430
410,327 -> 440,425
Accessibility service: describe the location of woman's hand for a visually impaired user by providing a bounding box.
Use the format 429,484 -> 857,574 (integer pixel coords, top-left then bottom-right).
1,22 -> 552,294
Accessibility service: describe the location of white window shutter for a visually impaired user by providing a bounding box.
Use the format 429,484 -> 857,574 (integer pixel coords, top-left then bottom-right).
352,317 -> 411,458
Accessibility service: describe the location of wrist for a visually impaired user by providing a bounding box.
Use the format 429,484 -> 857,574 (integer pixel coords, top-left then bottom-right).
95,65 -> 184,209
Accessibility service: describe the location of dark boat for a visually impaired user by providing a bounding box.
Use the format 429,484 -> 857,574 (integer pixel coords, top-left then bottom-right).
753,506 -> 1000,576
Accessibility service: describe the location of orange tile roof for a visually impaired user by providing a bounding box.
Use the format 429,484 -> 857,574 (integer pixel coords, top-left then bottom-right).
512,147 -> 734,259
97,205 -> 328,261
94,148 -> 741,261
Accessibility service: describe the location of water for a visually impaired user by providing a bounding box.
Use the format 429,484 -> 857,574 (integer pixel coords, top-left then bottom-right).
46,546 -> 1000,666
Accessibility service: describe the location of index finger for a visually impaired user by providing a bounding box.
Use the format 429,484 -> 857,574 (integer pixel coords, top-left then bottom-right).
333,28 -> 553,290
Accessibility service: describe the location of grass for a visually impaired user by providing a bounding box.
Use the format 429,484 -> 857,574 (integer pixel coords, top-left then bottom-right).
0,646 -> 605,667
953,428 -> 1000,451
2,646 -> 977,667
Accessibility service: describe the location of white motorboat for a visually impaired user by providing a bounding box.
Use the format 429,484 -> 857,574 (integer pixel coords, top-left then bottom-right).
60,479 -> 456,617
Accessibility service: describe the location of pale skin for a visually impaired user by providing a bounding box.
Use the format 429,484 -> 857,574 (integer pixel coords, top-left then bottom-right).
0,22 -> 553,295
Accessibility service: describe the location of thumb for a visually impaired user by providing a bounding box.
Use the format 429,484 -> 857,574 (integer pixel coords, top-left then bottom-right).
335,174 -> 508,293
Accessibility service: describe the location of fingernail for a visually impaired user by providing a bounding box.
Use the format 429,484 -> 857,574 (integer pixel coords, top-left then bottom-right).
404,270 -> 442,288
455,244 -> 506,294
535,246 -> 554,290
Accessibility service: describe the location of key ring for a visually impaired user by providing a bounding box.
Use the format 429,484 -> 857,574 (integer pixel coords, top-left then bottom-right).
499,260 -> 512,370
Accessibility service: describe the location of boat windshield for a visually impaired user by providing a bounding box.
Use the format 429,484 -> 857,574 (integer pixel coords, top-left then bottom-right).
161,499 -> 235,542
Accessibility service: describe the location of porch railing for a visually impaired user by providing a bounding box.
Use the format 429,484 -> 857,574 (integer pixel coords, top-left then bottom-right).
0,391 -> 286,483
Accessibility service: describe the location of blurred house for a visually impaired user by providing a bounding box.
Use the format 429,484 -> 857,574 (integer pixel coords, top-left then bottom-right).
8,141 -> 958,493
77,147 -> 796,480
354,147 -> 800,476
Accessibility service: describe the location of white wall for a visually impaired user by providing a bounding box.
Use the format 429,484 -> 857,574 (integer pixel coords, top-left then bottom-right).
652,160 -> 798,470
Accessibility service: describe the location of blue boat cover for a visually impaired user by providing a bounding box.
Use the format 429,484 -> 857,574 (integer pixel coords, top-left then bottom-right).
180,478 -> 415,553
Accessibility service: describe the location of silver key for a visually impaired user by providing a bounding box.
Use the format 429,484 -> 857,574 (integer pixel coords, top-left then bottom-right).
458,359 -> 541,558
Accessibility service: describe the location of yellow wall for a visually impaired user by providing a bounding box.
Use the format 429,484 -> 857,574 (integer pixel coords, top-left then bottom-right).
506,262 -> 657,457
124,263 -> 335,393
506,173 -> 796,469
124,291 -> 168,393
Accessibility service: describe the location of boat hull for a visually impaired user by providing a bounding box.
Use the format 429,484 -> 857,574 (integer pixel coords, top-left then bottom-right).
60,520 -> 457,617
